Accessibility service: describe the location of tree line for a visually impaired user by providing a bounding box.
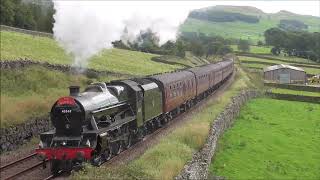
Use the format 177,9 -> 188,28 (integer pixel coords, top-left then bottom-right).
264,28 -> 320,62
0,0 -> 54,33
112,30 -> 236,58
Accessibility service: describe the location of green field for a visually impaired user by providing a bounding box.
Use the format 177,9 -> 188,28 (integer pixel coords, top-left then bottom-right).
73,66 -> 256,179
0,31 -> 189,76
230,45 -> 271,54
239,56 -> 320,75
240,56 -> 320,66
261,55 -> 319,64
210,98 -> 320,179
180,6 -> 320,43
271,88 -> 320,97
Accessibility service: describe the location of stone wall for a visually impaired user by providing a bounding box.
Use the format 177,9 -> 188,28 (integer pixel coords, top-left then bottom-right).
1,25 -> 53,38
264,82 -> 320,92
236,53 -> 319,66
176,90 -> 260,180
0,116 -> 52,153
266,92 -> 320,104
0,59 -> 131,78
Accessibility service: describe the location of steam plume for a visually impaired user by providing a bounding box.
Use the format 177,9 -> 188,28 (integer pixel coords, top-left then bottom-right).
53,1 -> 193,71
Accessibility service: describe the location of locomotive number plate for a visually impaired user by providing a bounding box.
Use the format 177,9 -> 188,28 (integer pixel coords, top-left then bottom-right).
61,109 -> 72,113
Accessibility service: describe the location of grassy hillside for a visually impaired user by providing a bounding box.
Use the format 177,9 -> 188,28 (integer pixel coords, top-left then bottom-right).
0,66 -> 125,127
210,98 -> 320,179
180,6 -> 320,43
0,30 -> 192,76
0,30 -> 205,127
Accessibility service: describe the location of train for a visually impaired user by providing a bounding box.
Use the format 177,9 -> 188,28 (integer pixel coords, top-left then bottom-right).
36,58 -> 234,174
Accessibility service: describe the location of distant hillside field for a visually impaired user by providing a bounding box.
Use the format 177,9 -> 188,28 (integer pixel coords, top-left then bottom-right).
180,6 -> 320,43
239,55 -> 320,75
1,30 -> 203,76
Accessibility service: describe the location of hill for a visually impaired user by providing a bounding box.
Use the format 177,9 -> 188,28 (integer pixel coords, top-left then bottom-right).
180,5 -> 320,43
0,29 -> 205,127
1,30 -> 205,76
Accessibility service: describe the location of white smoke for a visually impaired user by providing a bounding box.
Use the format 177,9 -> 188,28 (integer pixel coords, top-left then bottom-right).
53,1 -> 194,71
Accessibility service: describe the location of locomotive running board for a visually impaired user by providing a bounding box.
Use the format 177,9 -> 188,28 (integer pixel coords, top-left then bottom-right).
92,101 -> 128,114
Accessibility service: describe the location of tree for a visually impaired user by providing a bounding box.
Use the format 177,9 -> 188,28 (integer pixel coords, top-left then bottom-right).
0,0 -> 55,33
257,40 -> 263,46
14,4 -> 36,30
264,28 -> 287,47
205,41 -> 223,58
0,0 -> 16,25
271,47 -> 281,55
217,45 -> 233,55
238,39 -> 250,52
161,40 -> 177,55
175,40 -> 186,58
264,28 -> 320,62
134,29 -> 160,53
190,41 -> 205,57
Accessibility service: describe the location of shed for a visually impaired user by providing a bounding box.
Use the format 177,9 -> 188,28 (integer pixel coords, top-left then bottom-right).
263,64 -> 306,84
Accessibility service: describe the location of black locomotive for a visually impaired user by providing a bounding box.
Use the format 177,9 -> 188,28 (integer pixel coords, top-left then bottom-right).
36,59 -> 234,174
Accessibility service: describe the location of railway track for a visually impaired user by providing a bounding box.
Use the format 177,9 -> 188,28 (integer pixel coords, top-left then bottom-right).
0,153 -> 48,180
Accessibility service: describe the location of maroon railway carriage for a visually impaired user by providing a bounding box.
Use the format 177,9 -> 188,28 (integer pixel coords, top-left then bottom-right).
208,63 -> 222,88
187,66 -> 211,96
219,60 -> 234,80
149,70 -> 196,113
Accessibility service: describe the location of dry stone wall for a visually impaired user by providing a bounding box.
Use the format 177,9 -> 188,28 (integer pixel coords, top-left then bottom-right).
0,116 -> 52,153
264,82 -> 320,92
176,90 -> 260,180
0,59 -> 131,78
266,92 -> 320,104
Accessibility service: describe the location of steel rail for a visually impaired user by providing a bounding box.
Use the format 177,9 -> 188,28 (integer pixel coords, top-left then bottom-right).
0,153 -> 37,170
3,159 -> 48,180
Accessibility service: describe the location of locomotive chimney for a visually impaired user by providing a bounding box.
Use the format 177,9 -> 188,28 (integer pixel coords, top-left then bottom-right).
69,86 -> 80,96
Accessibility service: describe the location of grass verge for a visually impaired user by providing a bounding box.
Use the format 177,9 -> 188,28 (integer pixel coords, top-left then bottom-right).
0,65 -> 123,128
210,98 -> 320,179
73,66 -> 255,179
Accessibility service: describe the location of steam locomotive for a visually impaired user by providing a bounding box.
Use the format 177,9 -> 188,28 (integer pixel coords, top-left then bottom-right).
36,59 -> 234,174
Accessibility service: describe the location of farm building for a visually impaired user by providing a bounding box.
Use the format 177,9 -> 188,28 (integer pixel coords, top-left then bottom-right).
263,64 -> 306,84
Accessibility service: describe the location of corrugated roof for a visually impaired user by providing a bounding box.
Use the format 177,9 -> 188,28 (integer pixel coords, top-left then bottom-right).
263,64 -> 305,72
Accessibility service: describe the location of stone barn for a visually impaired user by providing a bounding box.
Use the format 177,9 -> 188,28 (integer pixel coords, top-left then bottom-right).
263,64 -> 306,84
